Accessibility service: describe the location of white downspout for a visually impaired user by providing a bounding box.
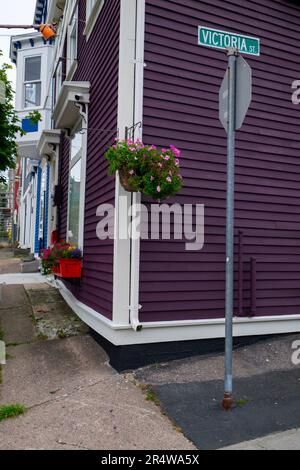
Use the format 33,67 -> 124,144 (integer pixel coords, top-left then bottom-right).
129,0 -> 146,332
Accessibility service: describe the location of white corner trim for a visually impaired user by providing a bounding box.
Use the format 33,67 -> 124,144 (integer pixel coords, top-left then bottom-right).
84,0 -> 105,41
57,280 -> 300,346
113,0 -> 137,326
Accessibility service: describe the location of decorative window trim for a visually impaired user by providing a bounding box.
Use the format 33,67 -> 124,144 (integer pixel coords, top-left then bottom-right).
37,129 -> 61,159
23,55 -> 42,110
66,120 -> 87,251
66,4 -> 78,79
84,0 -> 105,41
55,60 -> 63,103
66,59 -> 77,81
52,81 -> 90,131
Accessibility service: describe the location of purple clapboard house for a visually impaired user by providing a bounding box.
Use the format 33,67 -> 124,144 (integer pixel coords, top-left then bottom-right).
36,0 -> 300,369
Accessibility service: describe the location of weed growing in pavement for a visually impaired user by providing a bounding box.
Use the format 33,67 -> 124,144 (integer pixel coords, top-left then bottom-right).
0,404 -> 26,422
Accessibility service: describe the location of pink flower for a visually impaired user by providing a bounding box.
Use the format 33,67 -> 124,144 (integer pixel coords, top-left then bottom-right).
175,158 -> 180,166
113,144 -> 117,149
157,186 -> 161,193
166,176 -> 172,183
163,155 -> 170,161
162,148 -> 168,154
150,176 -> 154,181
158,163 -> 163,168
170,145 -> 181,158
129,147 -> 136,152
129,170 -> 134,175
148,145 -> 157,151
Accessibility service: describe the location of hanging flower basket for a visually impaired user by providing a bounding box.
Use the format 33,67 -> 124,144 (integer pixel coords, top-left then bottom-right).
104,139 -> 183,201
53,258 -> 82,279
40,241 -> 82,278
118,167 -> 136,192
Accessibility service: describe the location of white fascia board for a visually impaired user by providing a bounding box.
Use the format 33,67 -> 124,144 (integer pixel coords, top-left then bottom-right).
57,280 -> 300,346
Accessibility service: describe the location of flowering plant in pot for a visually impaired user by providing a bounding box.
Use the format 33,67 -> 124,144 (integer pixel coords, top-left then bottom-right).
40,241 -> 82,278
104,139 -> 183,200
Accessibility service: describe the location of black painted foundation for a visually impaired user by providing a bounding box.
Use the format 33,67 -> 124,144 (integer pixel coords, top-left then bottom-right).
89,328 -> 279,372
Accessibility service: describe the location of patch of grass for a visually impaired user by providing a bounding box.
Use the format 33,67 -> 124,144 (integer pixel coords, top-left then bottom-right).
236,399 -> 249,407
0,404 -> 26,422
30,314 -> 38,325
151,362 -> 162,370
37,333 -> 48,341
145,389 -> 160,406
57,329 -> 67,339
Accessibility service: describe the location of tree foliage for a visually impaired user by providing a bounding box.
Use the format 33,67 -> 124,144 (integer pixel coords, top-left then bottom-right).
0,51 -> 25,183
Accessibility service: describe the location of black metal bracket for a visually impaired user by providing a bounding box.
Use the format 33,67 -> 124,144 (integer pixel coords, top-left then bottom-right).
125,122 -> 143,141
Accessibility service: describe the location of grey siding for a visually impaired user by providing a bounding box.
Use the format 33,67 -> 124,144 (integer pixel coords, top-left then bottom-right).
58,0 -> 120,319
140,0 -> 300,322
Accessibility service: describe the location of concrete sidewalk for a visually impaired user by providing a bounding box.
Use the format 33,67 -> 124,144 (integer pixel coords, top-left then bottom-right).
221,428 -> 300,450
0,248 -> 21,274
0,282 -> 194,450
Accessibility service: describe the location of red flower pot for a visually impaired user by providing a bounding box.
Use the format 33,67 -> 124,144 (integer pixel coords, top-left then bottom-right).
53,259 -> 82,279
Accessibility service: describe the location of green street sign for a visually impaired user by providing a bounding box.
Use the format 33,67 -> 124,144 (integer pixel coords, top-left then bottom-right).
198,26 -> 260,56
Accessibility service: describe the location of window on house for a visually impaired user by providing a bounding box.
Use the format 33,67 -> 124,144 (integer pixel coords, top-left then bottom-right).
67,132 -> 82,247
67,7 -> 78,76
24,56 -> 41,108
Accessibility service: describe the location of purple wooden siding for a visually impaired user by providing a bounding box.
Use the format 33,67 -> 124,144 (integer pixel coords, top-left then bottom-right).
140,0 -> 300,322
58,0 -> 120,319
58,133 -> 70,240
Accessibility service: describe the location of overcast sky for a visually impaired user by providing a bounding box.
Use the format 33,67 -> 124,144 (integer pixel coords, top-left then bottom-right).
0,0 -> 37,90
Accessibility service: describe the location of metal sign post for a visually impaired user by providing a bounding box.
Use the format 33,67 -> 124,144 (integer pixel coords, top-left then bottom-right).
199,26 -> 254,410
220,50 -> 252,410
222,49 -> 238,411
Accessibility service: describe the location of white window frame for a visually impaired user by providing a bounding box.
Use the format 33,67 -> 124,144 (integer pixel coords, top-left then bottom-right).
55,60 -> 63,102
84,0 -> 105,41
23,55 -> 42,110
66,4 -> 78,80
66,120 -> 87,250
